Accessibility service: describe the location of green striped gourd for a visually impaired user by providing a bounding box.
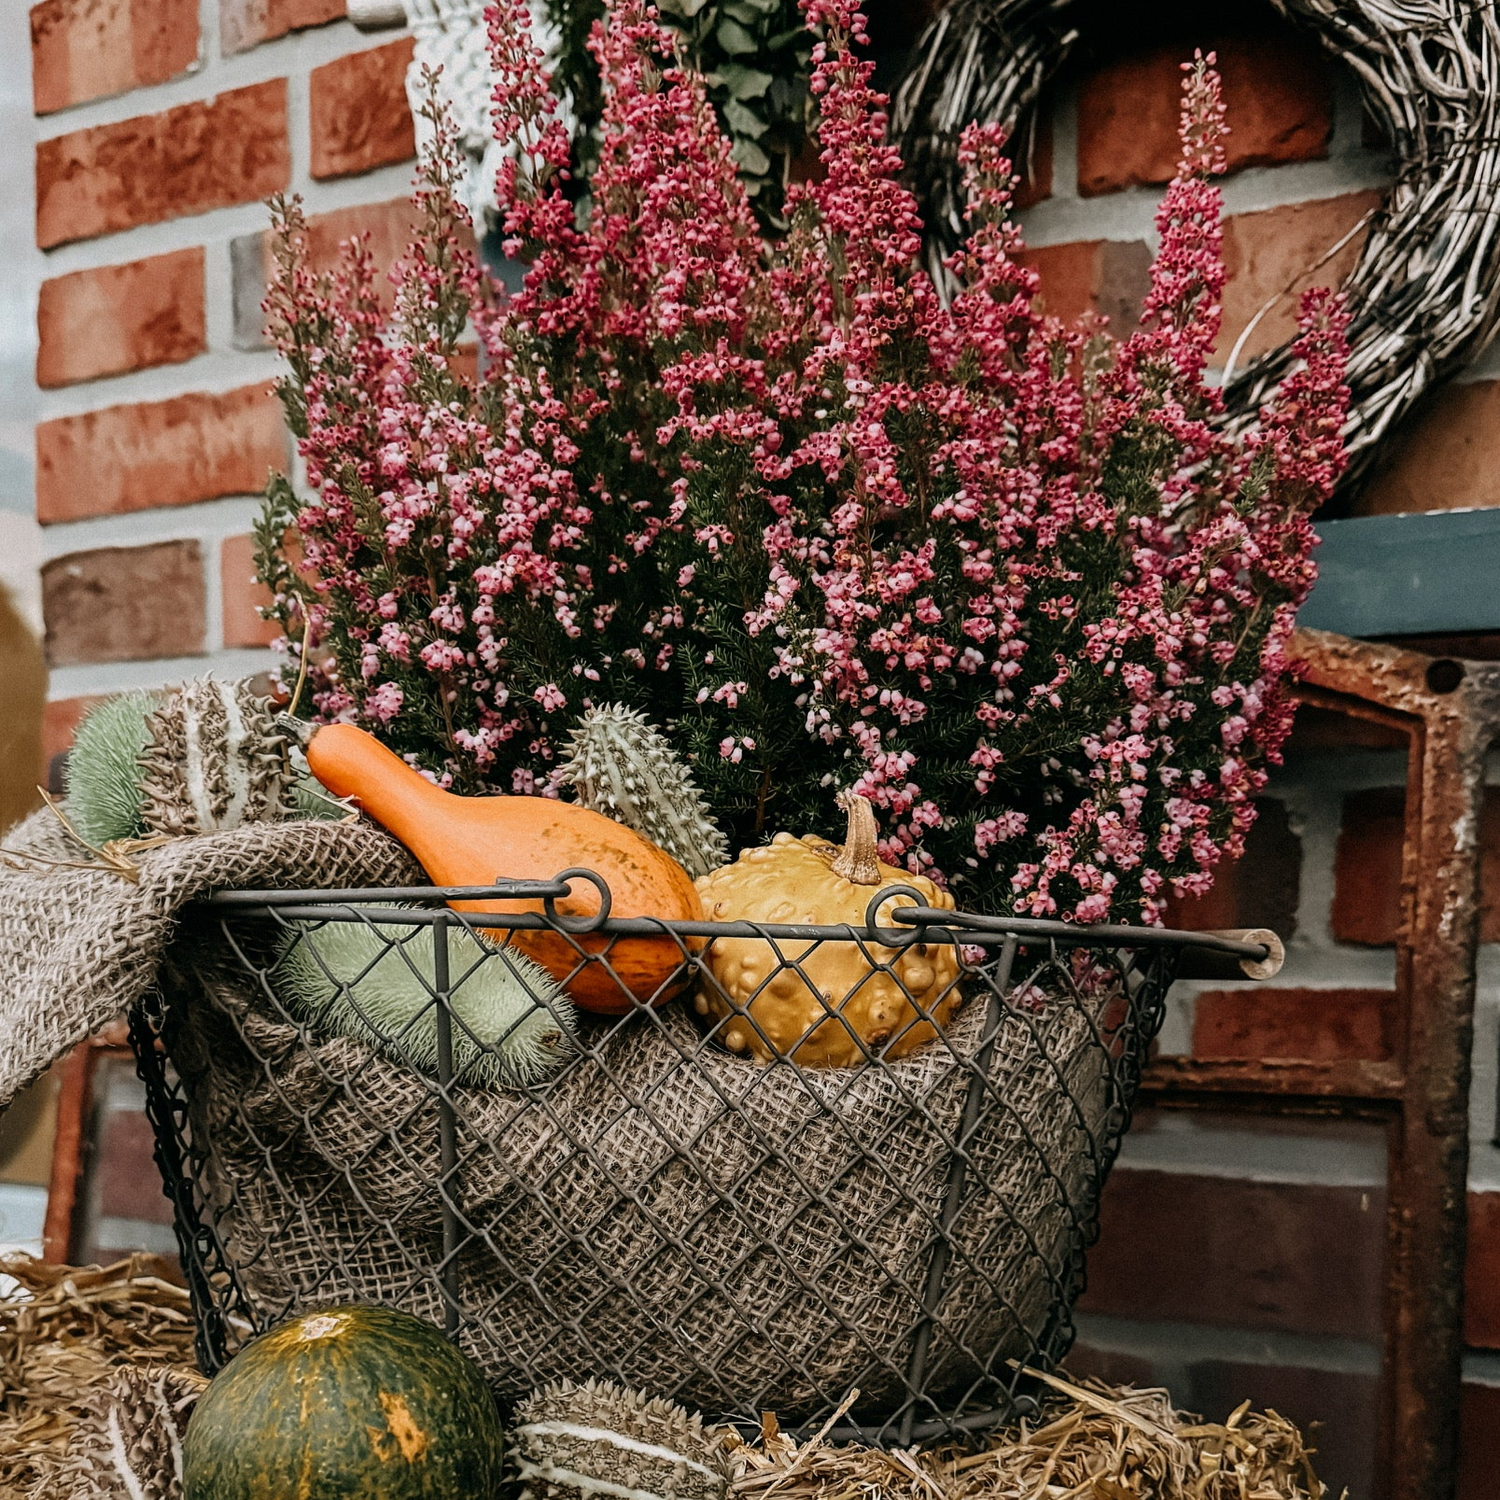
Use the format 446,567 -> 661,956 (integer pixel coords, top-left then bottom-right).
183,1305 -> 506,1500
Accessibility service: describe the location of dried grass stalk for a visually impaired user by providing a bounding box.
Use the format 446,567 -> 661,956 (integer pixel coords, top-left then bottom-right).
728,1369 -> 1338,1500
0,1254 -> 206,1499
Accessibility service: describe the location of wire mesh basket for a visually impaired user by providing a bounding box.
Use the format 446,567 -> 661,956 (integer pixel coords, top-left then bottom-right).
129,873 -> 1269,1444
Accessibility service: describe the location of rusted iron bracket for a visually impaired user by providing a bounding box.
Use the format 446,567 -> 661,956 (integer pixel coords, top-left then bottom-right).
1141,627 -> 1500,1500
41,1018 -> 132,1264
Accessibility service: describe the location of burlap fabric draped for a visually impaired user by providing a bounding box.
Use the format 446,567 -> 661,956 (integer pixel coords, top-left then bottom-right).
0,807 -> 419,1111
0,807 -> 1117,1422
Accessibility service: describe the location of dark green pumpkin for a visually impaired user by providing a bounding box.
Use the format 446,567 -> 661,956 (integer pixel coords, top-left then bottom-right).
182,1305 -> 506,1499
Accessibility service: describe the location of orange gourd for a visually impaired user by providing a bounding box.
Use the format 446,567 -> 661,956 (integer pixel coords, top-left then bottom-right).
300,722 -> 702,1013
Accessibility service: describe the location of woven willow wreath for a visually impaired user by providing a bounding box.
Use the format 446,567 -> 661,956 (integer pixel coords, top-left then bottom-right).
892,0 -> 1500,487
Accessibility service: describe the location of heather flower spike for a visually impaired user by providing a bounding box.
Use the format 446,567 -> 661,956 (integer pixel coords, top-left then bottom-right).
255,2 -> 1350,923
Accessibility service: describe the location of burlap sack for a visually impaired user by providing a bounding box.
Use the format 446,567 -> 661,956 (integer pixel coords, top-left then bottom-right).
0,806 -> 418,1109
158,908 -> 1122,1425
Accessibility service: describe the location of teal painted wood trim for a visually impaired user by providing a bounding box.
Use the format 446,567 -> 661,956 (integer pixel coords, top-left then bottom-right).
1300,509 -> 1500,637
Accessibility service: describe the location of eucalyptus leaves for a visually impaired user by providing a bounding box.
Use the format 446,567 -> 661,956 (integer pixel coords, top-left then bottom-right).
545,0 -> 812,226
655,0 -> 812,224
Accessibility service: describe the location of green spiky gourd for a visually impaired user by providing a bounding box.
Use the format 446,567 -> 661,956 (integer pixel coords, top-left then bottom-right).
274,914 -> 575,1087
182,1305 -> 506,1500
557,706 -> 729,880
63,680 -> 341,846
65,1365 -> 205,1499
64,690 -> 161,846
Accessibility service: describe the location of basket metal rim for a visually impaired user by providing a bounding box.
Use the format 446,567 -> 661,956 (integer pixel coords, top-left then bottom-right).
199,879 -> 1272,962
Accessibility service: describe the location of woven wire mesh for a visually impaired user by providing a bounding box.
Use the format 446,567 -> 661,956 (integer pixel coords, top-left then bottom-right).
129,876 -> 1194,1444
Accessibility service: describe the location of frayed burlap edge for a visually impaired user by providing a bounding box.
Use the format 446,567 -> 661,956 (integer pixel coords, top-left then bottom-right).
0,806 -> 420,1110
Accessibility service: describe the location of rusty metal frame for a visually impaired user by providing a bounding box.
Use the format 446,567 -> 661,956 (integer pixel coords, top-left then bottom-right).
1141,627 -> 1500,1500
41,1018 -> 132,1264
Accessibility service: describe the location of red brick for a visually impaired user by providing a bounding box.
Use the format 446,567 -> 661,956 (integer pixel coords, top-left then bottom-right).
0,595 -> 45,826
1218,192 -> 1381,361
1011,111 -> 1052,212
233,198 -> 423,340
310,37 -> 415,179
1331,786 -> 1403,946
220,534 -> 280,649
1077,32 -> 1332,197
1192,988 -> 1394,1062
302,198 -> 447,277
36,385 -> 287,525
1461,1382 -> 1500,1500
1062,1342 -> 1154,1389
1015,241 -> 1094,323
1355,379 -> 1500,516
451,343 -> 480,384
1014,239 -> 1152,337
35,79 -> 289,249
95,1109 -> 173,1223
1187,1361 -> 1377,1500
1466,1192 -> 1500,1349
1081,1167 -> 1385,1339
220,0 -> 343,54
89,1239 -> 182,1269
1285,703 -> 1409,755
36,248 -> 205,388
1166,796 -> 1300,936
43,541 -> 205,666
31,0 -> 199,115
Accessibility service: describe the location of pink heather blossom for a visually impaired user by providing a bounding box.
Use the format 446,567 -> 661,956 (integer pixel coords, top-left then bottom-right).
257,13 -> 1349,923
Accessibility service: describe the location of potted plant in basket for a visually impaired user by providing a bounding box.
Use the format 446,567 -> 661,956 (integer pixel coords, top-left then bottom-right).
254,0 -> 1347,932
0,0 -> 1348,1463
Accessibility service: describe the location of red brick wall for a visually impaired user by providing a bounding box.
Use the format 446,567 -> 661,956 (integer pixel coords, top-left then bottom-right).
24,0 -> 417,1276
1007,18 -> 1500,1496
30,0 -> 414,742
24,2 -> 1500,1492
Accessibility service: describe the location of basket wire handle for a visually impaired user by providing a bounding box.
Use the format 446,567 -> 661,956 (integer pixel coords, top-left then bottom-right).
863,885 -> 942,947
542,868 -> 613,933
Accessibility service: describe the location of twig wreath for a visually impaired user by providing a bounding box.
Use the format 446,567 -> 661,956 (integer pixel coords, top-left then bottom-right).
893,0 -> 1500,489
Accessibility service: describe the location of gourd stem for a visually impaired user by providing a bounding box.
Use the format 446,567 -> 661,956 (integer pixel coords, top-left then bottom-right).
830,790 -> 882,885
276,713 -> 314,749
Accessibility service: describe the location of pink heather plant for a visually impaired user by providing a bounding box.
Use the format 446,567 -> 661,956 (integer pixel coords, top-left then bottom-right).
255,4 -> 1350,923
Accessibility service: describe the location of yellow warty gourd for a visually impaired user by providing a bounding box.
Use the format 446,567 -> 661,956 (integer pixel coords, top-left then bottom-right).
694,792 -> 963,1067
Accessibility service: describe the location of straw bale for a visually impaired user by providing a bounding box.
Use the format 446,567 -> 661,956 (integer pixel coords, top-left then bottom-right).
0,1255 -> 1337,1500
0,1254 -> 208,1499
727,1369 -> 1337,1500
